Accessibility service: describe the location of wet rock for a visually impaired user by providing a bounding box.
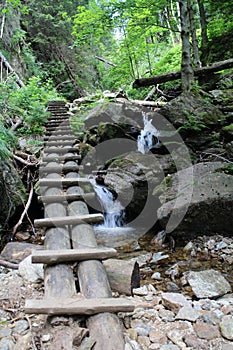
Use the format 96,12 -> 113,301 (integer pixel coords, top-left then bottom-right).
18,255 -> 44,282
220,315 -> 233,340
161,292 -> 190,313
193,320 -> 220,339
0,242 -> 41,263
175,306 -> 200,322
157,162 -> 233,238
186,269 -> 232,298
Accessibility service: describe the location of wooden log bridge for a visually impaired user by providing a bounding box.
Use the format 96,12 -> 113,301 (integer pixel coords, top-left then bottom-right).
25,101 -> 136,350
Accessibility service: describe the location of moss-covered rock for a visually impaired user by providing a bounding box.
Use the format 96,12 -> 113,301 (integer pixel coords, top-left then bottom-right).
160,92 -> 225,129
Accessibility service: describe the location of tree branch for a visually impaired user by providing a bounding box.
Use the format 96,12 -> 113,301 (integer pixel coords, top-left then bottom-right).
12,184 -> 34,238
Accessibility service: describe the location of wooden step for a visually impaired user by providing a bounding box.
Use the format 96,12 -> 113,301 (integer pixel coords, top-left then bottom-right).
42,155 -> 81,162
32,247 -> 117,264
46,129 -> 72,134
39,165 -> 83,174
43,147 -> 78,154
25,297 -> 135,315
44,136 -> 76,141
39,178 -> 90,186
45,141 -> 75,147
38,192 -> 95,203
34,213 -> 103,228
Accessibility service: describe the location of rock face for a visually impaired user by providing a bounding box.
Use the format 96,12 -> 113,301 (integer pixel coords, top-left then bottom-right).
0,161 -> 26,236
156,162 -> 233,238
186,269 -> 232,298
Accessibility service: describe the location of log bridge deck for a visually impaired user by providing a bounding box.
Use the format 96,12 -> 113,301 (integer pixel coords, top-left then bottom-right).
25,101 -> 135,350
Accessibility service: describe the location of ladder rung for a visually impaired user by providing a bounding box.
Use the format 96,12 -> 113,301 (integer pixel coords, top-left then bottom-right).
39,165 -> 83,173
38,178 -> 90,186
34,213 -> 103,228
43,147 -> 78,154
25,297 -> 135,315
42,155 -> 81,162
38,192 -> 95,203
32,247 -> 117,264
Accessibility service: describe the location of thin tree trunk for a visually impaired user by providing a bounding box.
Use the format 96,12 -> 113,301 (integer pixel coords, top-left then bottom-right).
179,0 -> 194,92
197,0 -> 208,65
188,0 -> 201,68
165,7 -> 176,47
0,51 -> 24,87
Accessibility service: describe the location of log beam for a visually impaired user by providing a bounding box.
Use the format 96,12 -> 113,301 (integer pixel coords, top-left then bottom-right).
133,58 -> 233,88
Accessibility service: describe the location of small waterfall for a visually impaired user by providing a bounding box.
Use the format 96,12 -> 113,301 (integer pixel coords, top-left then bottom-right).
92,182 -> 125,228
137,114 -> 161,154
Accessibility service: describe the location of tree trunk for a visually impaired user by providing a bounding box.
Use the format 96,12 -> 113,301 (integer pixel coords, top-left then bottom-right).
197,0 -> 208,65
179,0 -> 194,92
188,0 -> 201,68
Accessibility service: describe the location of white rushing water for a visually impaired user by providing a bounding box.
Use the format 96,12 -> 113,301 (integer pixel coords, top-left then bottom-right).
92,182 -> 125,228
137,114 -> 161,154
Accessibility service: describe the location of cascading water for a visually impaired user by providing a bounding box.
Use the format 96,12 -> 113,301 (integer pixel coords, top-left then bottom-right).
137,114 -> 161,154
92,181 -> 125,228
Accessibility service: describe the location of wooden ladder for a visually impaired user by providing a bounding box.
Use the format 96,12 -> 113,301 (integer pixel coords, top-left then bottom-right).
25,101 -> 134,350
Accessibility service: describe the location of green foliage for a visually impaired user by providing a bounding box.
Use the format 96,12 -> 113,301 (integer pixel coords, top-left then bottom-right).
178,112 -> 207,132
0,123 -> 16,160
224,164 -> 233,175
0,75 -> 61,140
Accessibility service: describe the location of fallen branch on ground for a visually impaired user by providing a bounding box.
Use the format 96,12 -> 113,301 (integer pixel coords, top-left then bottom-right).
12,184 -> 34,238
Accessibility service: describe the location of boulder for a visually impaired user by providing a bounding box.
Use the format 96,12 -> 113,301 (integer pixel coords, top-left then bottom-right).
0,242 -> 41,263
160,92 -> 225,129
156,162 -> 233,238
186,269 -> 232,298
104,151 -> 164,226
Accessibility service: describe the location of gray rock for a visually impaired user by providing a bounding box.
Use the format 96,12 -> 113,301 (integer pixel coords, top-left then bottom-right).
187,269 -> 232,298
0,328 -> 12,338
157,162 -> 233,237
175,306 -> 200,322
160,345 -> 180,350
161,292 -> 190,313
18,255 -> 44,282
220,315 -> 233,340
0,339 -> 14,350
0,242 -> 41,263
12,320 -> 29,334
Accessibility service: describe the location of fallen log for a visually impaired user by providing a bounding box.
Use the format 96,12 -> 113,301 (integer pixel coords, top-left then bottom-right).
133,58 -> 233,88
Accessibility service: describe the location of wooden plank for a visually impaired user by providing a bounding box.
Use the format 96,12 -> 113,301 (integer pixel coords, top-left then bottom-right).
39,165 -> 82,173
43,147 -> 78,154
42,155 -> 81,162
32,247 -> 117,264
34,213 -> 104,228
38,193 -> 95,203
39,178 -> 90,186
25,297 -> 135,315
45,141 -> 75,146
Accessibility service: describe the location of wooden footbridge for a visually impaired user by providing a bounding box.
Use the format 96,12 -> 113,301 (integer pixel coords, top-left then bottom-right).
24,101 -> 135,349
